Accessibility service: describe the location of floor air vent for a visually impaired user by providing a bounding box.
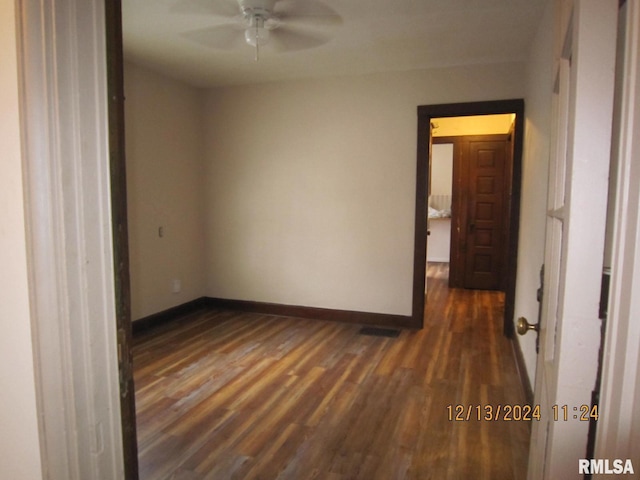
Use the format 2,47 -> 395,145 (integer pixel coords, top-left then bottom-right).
359,327 -> 401,338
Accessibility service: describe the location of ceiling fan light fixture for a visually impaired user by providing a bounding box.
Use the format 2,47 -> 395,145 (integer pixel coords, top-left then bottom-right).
243,10 -> 271,47
244,23 -> 269,47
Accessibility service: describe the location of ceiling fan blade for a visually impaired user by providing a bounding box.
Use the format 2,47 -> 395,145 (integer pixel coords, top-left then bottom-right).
170,0 -> 240,17
275,0 -> 342,26
279,12 -> 342,28
182,24 -> 245,50
269,26 -> 330,52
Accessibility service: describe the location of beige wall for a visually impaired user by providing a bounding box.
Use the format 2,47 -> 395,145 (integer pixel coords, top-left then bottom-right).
514,0 -> 555,385
125,62 -> 207,320
0,2 -> 43,478
203,63 -> 525,315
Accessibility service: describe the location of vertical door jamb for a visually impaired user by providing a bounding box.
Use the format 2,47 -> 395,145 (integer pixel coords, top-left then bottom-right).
105,1 -> 139,478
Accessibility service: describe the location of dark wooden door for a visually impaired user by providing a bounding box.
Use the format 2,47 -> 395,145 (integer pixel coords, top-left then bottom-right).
463,138 -> 508,289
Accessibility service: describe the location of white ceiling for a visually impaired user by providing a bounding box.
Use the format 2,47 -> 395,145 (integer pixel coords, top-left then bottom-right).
123,0 -> 548,88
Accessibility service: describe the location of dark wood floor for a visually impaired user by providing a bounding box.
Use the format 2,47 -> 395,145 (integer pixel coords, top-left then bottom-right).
133,263 -> 530,479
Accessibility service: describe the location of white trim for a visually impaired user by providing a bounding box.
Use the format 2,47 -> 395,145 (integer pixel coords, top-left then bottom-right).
596,1 -> 640,467
19,0 -> 124,478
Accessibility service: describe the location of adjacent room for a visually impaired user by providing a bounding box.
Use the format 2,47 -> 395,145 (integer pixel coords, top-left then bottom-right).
121,0 -> 551,477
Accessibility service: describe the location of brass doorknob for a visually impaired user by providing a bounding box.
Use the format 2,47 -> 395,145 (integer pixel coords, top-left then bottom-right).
517,317 -> 539,335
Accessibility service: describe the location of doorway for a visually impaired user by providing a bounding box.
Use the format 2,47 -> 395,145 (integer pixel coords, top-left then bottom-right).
428,116 -> 515,291
426,141 -> 453,282
413,100 -> 524,335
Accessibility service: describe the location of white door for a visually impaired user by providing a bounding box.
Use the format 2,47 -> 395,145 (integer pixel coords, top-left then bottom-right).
527,1 -> 618,479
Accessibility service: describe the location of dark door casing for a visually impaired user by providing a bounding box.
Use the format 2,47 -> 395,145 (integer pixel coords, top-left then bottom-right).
414,99 -> 524,335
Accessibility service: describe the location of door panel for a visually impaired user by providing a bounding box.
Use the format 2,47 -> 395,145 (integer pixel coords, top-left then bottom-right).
464,138 -> 508,290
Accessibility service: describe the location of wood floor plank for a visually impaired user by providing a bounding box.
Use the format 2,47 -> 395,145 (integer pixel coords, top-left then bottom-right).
134,263 -> 530,479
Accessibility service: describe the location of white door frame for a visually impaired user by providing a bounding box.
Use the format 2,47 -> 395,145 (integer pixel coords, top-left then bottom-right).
596,0 -> 640,468
17,0 -> 125,478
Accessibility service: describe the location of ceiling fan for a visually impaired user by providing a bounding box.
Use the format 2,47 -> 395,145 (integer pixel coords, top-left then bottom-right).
174,0 -> 343,61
